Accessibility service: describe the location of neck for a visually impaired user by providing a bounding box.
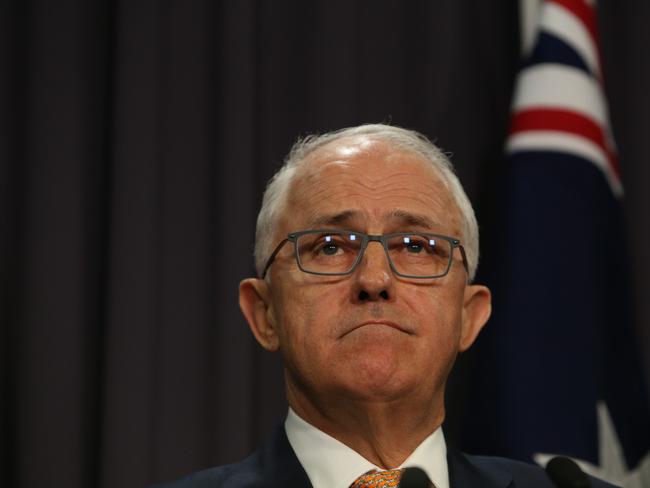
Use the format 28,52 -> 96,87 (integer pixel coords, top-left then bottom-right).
286,379 -> 445,468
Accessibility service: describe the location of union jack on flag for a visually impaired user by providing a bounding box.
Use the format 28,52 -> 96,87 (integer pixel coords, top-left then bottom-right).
463,1 -> 650,486
508,0 -> 621,195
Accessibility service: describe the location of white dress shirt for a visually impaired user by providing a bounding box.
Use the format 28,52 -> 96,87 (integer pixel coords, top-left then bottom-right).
285,408 -> 449,488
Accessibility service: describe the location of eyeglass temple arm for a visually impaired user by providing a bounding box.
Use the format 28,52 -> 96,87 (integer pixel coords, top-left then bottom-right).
260,238 -> 290,279
458,244 -> 469,276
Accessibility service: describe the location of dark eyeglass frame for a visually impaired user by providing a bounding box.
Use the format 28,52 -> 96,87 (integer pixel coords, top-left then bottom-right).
260,229 -> 469,279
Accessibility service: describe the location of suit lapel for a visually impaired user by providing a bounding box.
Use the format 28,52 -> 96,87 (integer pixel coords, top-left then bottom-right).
256,425 -> 312,488
447,449 -> 513,488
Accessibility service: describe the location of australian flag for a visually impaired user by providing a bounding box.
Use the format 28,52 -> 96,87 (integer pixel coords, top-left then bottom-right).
463,1 -> 650,486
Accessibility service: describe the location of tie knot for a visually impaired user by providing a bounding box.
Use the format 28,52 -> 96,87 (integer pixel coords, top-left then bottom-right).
350,468 -> 405,487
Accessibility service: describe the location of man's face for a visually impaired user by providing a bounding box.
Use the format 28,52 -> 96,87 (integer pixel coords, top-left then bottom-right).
241,137 -> 490,412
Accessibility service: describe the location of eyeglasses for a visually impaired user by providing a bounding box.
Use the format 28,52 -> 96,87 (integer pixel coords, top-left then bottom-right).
260,229 -> 468,279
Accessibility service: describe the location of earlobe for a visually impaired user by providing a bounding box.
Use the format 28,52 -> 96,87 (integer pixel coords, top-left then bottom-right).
239,278 -> 280,352
459,284 -> 492,352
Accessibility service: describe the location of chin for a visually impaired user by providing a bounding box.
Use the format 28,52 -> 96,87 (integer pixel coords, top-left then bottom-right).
340,355 -> 414,402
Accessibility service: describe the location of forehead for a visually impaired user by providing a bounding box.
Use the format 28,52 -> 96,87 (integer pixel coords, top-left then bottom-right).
282,136 -> 462,234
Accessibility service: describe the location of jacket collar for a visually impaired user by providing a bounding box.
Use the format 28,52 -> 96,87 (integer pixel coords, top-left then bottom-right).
256,424 -> 312,487
447,449 -> 513,488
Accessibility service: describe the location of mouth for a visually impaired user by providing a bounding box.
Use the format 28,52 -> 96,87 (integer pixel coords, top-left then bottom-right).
344,320 -> 414,337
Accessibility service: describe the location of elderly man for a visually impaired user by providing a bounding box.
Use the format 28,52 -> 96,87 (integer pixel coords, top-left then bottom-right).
159,124 -> 615,487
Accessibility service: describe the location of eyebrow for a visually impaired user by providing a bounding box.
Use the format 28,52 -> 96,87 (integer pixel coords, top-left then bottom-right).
306,209 -> 440,230
388,209 -> 439,229
307,210 -> 359,228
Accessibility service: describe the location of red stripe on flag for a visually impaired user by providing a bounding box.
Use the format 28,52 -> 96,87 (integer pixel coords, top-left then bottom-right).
510,108 -> 620,179
548,0 -> 598,48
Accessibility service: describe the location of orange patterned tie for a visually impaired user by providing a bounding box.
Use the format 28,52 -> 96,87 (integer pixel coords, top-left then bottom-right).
350,468 -> 405,487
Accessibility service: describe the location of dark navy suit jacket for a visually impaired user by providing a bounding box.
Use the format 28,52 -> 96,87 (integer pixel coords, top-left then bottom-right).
153,425 -> 618,487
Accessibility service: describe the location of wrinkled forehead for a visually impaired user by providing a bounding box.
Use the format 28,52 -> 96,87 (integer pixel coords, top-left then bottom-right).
280,136 -> 462,233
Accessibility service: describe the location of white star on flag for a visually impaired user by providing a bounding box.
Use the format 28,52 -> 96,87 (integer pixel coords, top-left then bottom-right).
534,401 -> 650,487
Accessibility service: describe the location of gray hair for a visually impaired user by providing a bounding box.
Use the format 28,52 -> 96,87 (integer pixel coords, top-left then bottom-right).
254,124 -> 480,281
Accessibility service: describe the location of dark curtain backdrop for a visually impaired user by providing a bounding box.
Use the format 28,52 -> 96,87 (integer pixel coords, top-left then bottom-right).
1,1 -> 648,487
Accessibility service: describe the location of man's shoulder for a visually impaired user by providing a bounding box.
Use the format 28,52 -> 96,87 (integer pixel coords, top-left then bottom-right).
459,452 -> 556,486
456,451 -> 618,487
149,425 -> 311,488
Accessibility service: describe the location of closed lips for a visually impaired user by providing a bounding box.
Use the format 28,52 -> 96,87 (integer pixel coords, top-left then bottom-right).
350,320 -> 414,335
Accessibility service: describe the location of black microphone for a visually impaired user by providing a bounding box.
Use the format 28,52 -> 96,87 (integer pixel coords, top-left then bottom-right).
545,456 -> 591,488
400,467 -> 429,487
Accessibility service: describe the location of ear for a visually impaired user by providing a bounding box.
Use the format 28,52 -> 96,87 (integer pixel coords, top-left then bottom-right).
239,278 -> 280,352
458,284 -> 492,352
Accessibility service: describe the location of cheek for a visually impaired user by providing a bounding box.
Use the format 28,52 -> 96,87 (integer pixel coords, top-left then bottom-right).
406,287 -> 464,346
273,282 -> 338,358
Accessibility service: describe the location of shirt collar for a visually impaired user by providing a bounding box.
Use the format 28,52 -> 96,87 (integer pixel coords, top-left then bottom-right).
285,408 -> 449,488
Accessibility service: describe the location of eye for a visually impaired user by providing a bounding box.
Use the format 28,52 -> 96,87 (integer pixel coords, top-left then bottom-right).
321,243 -> 339,255
317,235 -> 342,255
403,236 -> 426,253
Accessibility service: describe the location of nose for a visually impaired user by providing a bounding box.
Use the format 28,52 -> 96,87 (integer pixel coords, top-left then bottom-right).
353,241 -> 393,302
